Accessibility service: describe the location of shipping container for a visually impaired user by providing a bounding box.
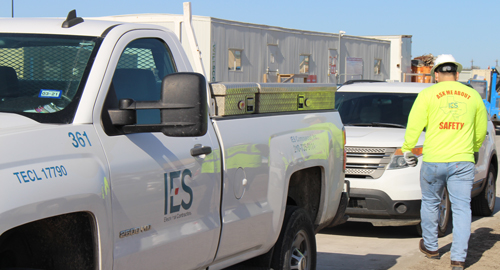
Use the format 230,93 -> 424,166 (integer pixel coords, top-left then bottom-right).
95,13 -> 391,84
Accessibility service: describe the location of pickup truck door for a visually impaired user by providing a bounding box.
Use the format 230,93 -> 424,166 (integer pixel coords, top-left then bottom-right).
93,30 -> 221,269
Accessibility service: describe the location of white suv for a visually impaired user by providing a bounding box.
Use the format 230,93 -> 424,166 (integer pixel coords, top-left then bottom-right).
336,81 -> 498,236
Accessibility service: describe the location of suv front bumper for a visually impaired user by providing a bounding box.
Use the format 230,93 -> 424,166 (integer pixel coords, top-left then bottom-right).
346,188 -> 421,226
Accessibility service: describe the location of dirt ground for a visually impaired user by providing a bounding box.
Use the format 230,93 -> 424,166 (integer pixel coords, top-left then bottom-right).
403,209 -> 500,270
395,135 -> 500,270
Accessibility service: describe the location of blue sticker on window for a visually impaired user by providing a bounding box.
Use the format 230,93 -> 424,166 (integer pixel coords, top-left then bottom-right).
39,89 -> 62,99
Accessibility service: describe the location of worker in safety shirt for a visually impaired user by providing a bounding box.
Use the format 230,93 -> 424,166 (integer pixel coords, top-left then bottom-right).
401,54 -> 487,270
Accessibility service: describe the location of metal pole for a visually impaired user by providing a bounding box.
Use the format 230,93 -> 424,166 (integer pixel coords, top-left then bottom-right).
337,31 -> 345,84
337,33 -> 341,83
12,0 -> 14,17
183,2 -> 205,76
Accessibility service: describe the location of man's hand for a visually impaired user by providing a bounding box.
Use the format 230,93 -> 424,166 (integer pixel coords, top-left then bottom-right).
474,152 -> 479,164
404,152 -> 418,167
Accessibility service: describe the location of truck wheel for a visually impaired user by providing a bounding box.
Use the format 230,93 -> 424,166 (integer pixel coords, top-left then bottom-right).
415,187 -> 450,238
271,206 -> 316,270
472,165 -> 497,216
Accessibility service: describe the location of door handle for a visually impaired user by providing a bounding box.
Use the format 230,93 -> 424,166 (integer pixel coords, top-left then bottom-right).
191,146 -> 212,157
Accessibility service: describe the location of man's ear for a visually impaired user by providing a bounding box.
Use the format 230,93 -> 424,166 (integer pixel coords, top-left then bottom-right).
434,72 -> 439,82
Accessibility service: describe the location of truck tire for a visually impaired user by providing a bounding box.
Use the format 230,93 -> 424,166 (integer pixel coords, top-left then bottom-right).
416,187 -> 450,238
271,206 -> 316,270
472,165 -> 497,216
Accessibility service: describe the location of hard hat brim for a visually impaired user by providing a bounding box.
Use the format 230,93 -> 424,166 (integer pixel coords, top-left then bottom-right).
431,61 -> 463,79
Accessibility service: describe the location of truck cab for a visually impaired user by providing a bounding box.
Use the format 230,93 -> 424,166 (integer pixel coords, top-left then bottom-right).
0,10 -> 347,270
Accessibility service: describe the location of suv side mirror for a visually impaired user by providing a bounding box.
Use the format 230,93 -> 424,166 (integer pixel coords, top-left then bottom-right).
109,72 -> 208,137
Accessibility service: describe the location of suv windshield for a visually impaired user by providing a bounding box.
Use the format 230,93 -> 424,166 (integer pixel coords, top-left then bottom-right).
0,34 -> 100,123
335,92 -> 418,128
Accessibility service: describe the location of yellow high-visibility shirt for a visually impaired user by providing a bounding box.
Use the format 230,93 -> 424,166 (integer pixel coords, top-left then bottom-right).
402,81 -> 488,162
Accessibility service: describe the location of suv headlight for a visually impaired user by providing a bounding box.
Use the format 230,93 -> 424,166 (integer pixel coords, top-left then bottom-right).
387,147 -> 423,170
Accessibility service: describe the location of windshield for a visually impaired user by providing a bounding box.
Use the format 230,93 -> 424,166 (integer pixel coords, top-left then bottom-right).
0,34 -> 100,123
335,92 -> 418,128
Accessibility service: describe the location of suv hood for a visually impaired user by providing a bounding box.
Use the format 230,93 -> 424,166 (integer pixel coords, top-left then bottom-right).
345,126 -> 425,147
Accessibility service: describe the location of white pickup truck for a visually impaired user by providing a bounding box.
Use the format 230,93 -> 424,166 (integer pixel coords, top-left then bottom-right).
0,8 -> 347,270
335,81 -> 497,236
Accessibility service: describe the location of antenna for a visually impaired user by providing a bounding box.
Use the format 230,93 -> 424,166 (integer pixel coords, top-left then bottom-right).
62,10 -> 84,28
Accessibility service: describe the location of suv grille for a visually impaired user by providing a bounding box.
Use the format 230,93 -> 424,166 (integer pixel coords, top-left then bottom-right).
345,147 -> 396,179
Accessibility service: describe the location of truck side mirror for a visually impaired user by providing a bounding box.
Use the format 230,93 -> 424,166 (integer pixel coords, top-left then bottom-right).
109,72 -> 208,137
159,72 -> 208,137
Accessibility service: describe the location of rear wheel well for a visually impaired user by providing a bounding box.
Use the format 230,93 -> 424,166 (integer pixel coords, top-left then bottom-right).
286,166 -> 322,225
225,166 -> 323,269
0,212 -> 96,270
490,154 -> 498,176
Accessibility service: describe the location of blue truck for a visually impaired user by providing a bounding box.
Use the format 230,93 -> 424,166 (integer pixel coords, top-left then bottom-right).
468,68 -> 500,127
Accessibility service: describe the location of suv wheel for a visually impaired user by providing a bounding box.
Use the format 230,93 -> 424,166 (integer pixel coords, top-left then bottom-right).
472,165 -> 497,216
415,187 -> 450,238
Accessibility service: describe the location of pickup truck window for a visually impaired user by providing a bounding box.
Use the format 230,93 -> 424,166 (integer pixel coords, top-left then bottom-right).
335,92 -> 417,127
0,34 -> 100,123
110,38 -> 177,125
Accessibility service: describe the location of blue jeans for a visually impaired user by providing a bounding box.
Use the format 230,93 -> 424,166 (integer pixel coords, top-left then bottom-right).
420,161 -> 474,262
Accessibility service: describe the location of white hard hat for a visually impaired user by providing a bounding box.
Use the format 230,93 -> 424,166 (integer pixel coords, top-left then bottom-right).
430,54 -> 463,79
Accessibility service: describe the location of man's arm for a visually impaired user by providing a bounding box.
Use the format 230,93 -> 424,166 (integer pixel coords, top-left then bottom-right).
402,93 -> 428,153
473,98 -> 488,152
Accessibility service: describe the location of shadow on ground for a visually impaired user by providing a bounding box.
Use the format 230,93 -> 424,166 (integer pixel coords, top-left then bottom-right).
317,252 -> 400,270
320,221 -> 420,239
462,227 -> 499,268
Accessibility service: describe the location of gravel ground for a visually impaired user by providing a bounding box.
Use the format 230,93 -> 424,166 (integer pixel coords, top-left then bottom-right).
394,201 -> 500,270
391,135 -> 500,270
316,132 -> 500,270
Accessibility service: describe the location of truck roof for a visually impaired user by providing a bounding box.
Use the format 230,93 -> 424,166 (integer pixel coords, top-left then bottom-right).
338,82 -> 434,94
0,17 -> 122,37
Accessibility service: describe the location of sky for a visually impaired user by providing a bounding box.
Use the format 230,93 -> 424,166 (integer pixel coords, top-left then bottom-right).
0,0 -> 498,69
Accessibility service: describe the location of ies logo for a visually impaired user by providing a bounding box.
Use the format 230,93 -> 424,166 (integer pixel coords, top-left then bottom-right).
164,169 -> 193,215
